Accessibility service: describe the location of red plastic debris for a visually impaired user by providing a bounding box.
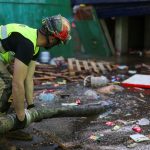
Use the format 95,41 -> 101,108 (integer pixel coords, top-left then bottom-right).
132,126 -> 142,133
105,121 -> 115,126
76,99 -> 81,105
45,89 -> 55,93
53,84 -> 59,87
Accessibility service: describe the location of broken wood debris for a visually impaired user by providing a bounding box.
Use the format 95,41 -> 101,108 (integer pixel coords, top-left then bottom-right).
67,58 -> 113,75
34,58 -> 113,85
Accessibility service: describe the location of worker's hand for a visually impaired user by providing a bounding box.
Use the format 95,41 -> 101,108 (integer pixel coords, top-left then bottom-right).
12,115 -> 27,130
27,104 -> 35,109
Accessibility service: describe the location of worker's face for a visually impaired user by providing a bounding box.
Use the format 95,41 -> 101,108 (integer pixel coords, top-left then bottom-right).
44,36 -> 61,49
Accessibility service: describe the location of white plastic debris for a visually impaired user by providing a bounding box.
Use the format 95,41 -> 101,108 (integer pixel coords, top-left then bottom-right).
84,76 -> 109,87
61,103 -> 78,106
39,92 -> 55,102
137,118 -> 150,126
84,89 -> 99,100
130,134 -> 150,142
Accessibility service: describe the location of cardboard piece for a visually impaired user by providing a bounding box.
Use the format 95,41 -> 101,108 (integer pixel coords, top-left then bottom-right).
122,74 -> 150,89
130,134 -> 150,142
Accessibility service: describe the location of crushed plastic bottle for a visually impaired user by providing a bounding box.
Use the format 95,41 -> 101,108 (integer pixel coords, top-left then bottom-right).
84,76 -> 109,87
39,92 -> 55,102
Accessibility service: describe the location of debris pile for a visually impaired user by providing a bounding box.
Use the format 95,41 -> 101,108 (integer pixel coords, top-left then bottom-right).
4,57 -> 150,150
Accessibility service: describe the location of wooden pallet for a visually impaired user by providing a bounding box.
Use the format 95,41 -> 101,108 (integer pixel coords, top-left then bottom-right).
68,58 -> 113,75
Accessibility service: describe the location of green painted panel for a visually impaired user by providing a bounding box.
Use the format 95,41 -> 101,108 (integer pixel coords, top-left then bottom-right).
0,0 -> 70,5
0,0 -> 74,58
76,20 -> 112,57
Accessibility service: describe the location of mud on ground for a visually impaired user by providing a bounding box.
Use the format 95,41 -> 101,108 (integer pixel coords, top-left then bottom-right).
1,59 -> 150,150
2,81 -> 150,150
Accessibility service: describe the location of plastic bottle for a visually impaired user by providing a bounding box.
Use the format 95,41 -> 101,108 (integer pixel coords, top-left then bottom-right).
39,93 -> 55,102
39,51 -> 50,63
84,76 -> 109,87
91,76 -> 109,87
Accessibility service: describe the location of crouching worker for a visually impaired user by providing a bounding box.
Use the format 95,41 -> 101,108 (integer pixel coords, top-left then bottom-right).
0,14 -> 71,130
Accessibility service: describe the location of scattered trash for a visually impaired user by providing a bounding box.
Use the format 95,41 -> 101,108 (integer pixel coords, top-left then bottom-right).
39,92 -> 55,102
75,99 -> 81,105
53,84 -> 60,87
84,90 -> 99,100
127,142 -> 138,148
100,100 -> 113,107
105,121 -> 115,126
50,56 -> 65,67
128,70 -> 137,75
61,103 -> 78,106
136,97 -> 146,103
132,126 -> 142,133
57,80 -> 67,85
45,89 -> 55,93
112,125 -> 121,131
89,135 -> 100,141
98,110 -> 112,119
60,94 -> 70,99
125,120 -> 137,125
39,51 -> 51,63
140,93 -> 144,98
41,81 -> 52,85
84,75 -> 109,87
117,65 -> 128,70
130,134 -> 150,142
97,85 -> 124,94
122,74 -> 150,88
137,118 -> 150,126
115,119 -> 127,125
89,134 -> 104,142
125,112 -> 132,116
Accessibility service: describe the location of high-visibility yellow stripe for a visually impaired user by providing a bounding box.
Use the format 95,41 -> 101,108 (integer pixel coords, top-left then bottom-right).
0,24 -> 40,63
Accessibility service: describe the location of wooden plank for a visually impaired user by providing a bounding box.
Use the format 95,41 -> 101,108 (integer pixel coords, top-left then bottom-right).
68,58 -> 74,71
100,19 -> 115,55
90,61 -> 99,73
33,77 -> 56,80
105,63 -> 112,71
97,63 -> 106,74
68,58 -> 75,75
82,60 -> 89,71
75,59 -> 81,72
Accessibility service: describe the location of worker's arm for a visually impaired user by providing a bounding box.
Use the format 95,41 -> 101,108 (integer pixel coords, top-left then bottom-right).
24,60 -> 36,107
12,58 -> 28,121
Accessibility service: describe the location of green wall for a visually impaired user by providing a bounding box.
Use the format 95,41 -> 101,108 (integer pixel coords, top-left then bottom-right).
0,0 -> 74,58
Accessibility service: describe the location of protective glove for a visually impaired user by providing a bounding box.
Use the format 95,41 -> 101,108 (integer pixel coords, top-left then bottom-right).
27,104 -> 35,109
12,115 -> 27,131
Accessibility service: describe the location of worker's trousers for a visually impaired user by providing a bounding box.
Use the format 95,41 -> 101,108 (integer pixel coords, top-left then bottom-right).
0,60 -> 12,113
